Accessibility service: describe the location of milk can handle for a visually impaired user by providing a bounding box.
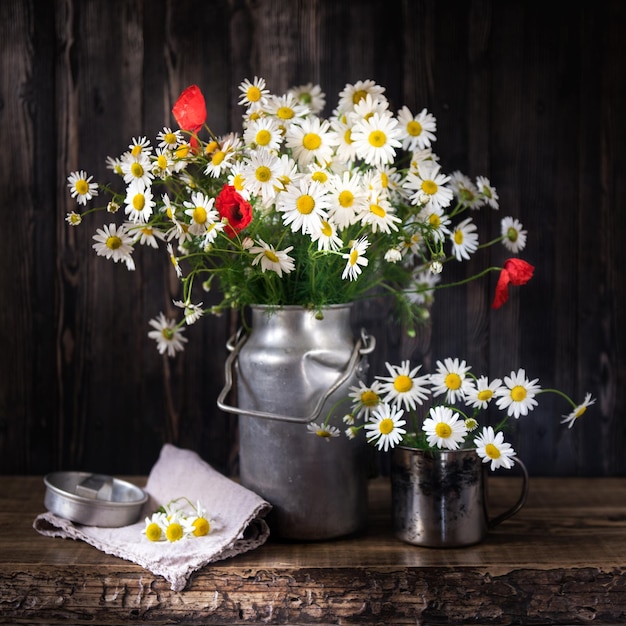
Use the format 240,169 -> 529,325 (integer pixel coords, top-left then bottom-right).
487,457 -> 529,529
216,327 -> 376,423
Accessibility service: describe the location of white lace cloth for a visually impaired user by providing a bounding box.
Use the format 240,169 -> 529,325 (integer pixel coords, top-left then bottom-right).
33,443 -> 271,591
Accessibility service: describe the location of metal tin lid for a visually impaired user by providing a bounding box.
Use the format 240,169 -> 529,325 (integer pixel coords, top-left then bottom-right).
43,471 -> 148,527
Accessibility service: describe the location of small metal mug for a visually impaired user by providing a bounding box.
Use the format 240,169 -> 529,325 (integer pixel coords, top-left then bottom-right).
390,446 -> 528,547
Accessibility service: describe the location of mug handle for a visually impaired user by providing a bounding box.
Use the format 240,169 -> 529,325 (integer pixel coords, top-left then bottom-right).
487,457 -> 529,530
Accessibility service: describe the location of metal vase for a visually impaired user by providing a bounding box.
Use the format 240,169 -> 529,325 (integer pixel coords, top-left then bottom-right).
391,446 -> 528,547
217,304 -> 374,540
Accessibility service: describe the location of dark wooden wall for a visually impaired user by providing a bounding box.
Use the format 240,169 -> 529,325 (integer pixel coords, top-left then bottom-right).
1,0 -> 624,477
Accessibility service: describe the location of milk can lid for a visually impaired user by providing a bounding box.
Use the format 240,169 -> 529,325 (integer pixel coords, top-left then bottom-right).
43,471 -> 148,527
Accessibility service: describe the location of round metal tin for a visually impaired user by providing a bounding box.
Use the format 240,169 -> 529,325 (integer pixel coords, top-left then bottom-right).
43,472 -> 148,527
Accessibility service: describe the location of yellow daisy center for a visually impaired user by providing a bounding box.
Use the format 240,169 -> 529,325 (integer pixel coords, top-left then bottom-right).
338,190 -> 354,207
445,373 -> 462,390
344,129 -> 353,144
246,86 -> 262,102
312,171 -> 328,183
428,213 -> 441,228
321,221 -> 333,237
131,144 -> 142,157
141,226 -> 153,236
435,422 -> 452,438
477,389 -> 493,401
75,179 -> 89,195
165,522 -> 183,542
106,235 -> 121,250
132,194 -> 145,212
454,230 -> 464,245
193,206 -> 207,224
192,517 -> 210,537
161,327 -> 175,340
406,120 -> 423,137
175,144 -> 190,159
264,249 -> 279,263
379,418 -> 394,435
507,226 -> 519,242
163,132 -> 177,145
212,151 -> 225,166
296,194 -> 315,214
352,89 -> 368,104
361,390 -> 379,406
255,166 -> 271,183
575,405 -> 588,418
349,249 -> 359,266
277,106 -> 294,120
368,130 -> 387,148
394,374 -> 413,393
421,179 -> 437,195
511,385 -> 527,402
233,173 -> 245,191
303,133 -> 322,150
370,203 -> 386,218
485,443 -> 501,459
145,522 -> 162,542
157,154 -> 168,169
131,162 -> 144,178
255,129 -> 271,146
380,172 -> 389,188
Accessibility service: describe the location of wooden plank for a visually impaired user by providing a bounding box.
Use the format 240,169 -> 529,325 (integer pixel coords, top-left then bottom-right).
2,476 -> 626,624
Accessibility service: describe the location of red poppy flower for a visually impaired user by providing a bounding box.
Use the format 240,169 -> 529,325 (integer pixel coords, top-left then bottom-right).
172,85 -> 207,133
215,185 -> 253,237
492,258 -> 535,309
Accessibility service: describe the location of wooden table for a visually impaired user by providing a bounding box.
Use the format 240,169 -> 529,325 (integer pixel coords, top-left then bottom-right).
1,475 -> 626,625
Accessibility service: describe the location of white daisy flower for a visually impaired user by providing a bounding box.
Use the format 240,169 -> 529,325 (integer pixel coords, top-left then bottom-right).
449,171 -> 482,209
123,181 -> 155,223
92,223 -> 135,270
364,403 -> 407,452
128,136 -> 152,158
429,357 -> 473,404
330,116 -> 360,163
501,216 -> 528,253
147,312 -> 188,357
464,375 -> 503,410
405,162 -> 453,211
173,299 -> 204,325
309,219 -> 343,252
285,116 -> 338,166
450,216 -> 479,261
241,149 -> 283,206
358,194 -> 402,234
265,92 -> 310,126
327,171 -> 368,229
476,175 -> 499,209
238,76 -> 270,107
183,191 -> 219,236
151,148 -> 175,178
396,106 -> 437,152
277,179 -> 330,235
66,211 -> 82,226
350,111 -> 402,167
495,368 -> 541,418
288,82 -> 326,114
121,152 -> 154,189
243,116 -> 284,152
422,405 -> 468,450
156,127 -> 183,150
249,239 -> 295,277
67,170 -> 98,205
417,205 -> 452,243
306,422 -> 341,440
376,360 -> 431,411
348,379 -> 384,420
128,223 -> 166,249
337,79 -> 386,114
204,134 -> 241,178
341,237 -> 370,281
474,426 -> 516,470
561,393 -> 596,429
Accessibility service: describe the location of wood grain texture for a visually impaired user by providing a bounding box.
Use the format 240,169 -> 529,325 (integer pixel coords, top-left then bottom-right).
1,476 -> 626,624
0,0 -> 625,476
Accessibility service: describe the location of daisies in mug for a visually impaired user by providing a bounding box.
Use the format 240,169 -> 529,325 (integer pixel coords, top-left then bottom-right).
312,357 -> 595,470
65,77 -> 533,355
